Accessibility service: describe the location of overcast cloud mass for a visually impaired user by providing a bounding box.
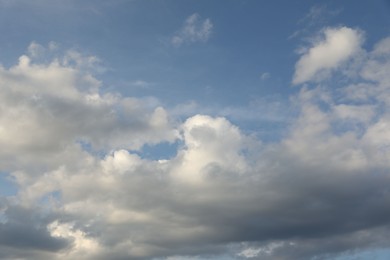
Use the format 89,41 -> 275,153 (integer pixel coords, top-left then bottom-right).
1,1 -> 390,259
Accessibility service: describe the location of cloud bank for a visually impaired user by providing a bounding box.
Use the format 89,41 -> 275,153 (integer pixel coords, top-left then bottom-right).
1,28 -> 390,259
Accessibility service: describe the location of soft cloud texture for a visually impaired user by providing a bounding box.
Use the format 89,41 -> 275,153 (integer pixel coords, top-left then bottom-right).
1,28 -> 390,260
0,43 -> 178,172
172,13 -> 213,47
293,26 -> 364,84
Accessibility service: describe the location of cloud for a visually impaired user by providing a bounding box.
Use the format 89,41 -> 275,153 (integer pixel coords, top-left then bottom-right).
0,43 -> 178,173
298,4 -> 342,27
1,32 -> 390,260
129,80 -> 154,88
292,26 -> 364,84
172,13 -> 213,47
237,242 -> 284,258
289,4 -> 342,40
260,72 -> 270,80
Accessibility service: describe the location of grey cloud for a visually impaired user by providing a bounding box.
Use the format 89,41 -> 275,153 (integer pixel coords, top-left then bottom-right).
0,200 -> 69,257
0,222 -> 67,252
2,35 -> 390,260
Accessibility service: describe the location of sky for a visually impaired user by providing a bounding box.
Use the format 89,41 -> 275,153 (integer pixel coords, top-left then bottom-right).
1,0 -> 390,259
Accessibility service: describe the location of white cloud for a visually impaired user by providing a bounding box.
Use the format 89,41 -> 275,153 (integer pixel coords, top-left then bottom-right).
2,33 -> 390,260
62,49 -> 105,73
170,115 -> 247,184
361,37 -> 390,86
238,242 -> 284,258
237,247 -> 262,258
293,26 -> 364,84
332,104 -> 375,124
0,45 -> 178,172
172,13 -> 213,47
48,221 -> 101,258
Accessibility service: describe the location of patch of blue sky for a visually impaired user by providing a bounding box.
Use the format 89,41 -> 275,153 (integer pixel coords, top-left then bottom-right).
76,139 -> 107,159
39,191 -> 61,207
76,131 -> 180,160
137,140 -> 182,161
0,173 -> 18,197
0,0 -> 387,110
37,191 -> 62,219
334,248 -> 390,260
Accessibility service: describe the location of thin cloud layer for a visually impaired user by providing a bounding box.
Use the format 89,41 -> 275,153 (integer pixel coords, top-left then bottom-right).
1,27 -> 390,260
172,13 -> 213,47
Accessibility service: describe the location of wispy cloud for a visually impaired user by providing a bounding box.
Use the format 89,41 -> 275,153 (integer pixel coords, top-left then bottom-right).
298,4 -> 342,26
171,13 -> 213,47
292,26 -> 364,84
129,80 -> 154,88
289,4 -> 343,39
260,72 -> 270,80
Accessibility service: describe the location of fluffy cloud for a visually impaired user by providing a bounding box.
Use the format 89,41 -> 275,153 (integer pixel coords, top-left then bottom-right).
172,13 -> 213,47
0,43 -> 178,172
1,30 -> 390,260
293,26 -> 364,84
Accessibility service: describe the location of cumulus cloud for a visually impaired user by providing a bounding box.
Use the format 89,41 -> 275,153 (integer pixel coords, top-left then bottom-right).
172,13 -> 213,47
1,30 -> 390,260
293,26 -> 364,84
0,42 -> 178,172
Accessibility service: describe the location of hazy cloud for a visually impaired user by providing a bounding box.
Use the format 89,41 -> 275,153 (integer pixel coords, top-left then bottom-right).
260,72 -> 270,80
298,4 -> 342,27
172,13 -> 213,47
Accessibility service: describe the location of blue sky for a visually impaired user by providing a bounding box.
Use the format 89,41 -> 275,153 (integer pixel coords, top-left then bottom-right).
1,0 -> 387,105
1,0 -> 390,259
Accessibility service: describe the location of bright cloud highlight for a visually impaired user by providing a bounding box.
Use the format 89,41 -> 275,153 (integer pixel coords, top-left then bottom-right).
293,26 -> 364,84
